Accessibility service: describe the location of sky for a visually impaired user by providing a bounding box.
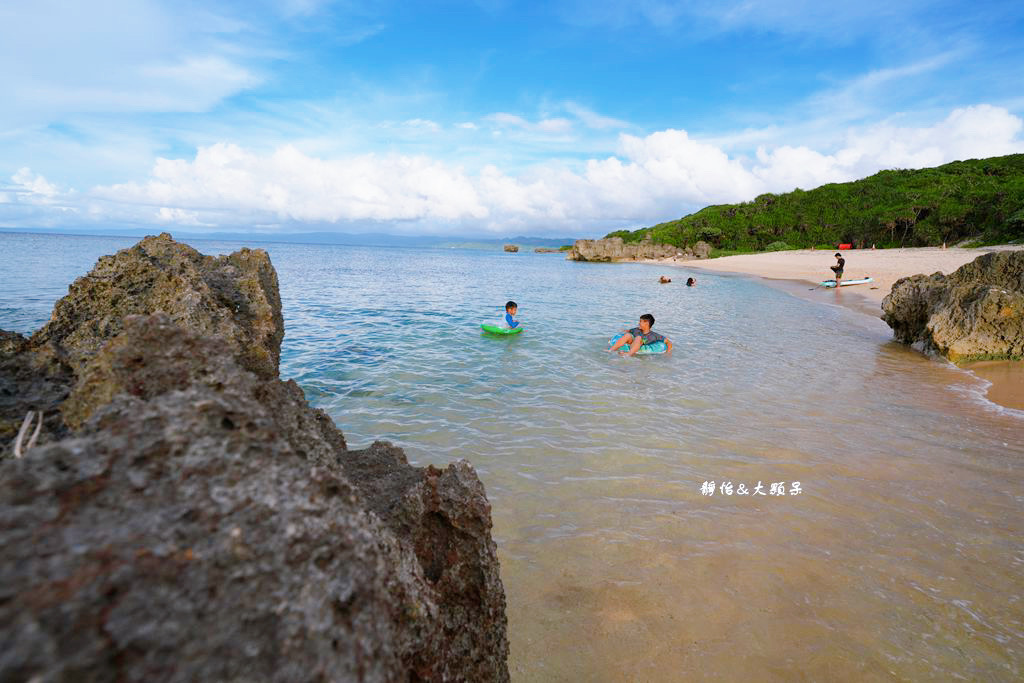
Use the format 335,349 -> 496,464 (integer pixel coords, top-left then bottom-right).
1,0 -> 1023,237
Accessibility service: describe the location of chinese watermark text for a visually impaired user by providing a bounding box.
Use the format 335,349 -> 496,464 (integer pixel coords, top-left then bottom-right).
700,481 -> 802,496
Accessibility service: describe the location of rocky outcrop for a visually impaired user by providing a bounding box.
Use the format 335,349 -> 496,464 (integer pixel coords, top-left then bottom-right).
567,236 -> 712,262
534,247 -> 561,253
503,244 -> 518,253
31,233 -> 283,380
882,251 -> 1024,362
2,232 -> 285,453
1,235 -> 509,681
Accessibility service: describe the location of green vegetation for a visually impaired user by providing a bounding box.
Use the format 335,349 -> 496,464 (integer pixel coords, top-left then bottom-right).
605,154 -> 1024,252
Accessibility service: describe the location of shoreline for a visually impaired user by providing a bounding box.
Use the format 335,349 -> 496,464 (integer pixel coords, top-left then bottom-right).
642,246 -> 1024,412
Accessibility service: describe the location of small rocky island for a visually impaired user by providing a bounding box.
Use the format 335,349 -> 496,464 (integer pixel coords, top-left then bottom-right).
0,234 -> 509,681
882,251 -> 1024,362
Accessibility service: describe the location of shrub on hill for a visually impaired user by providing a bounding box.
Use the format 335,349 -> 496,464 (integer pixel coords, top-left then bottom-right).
607,154 -> 1024,251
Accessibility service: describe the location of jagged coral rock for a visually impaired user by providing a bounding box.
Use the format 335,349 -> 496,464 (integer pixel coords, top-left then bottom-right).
31,232 -> 283,379
1,236 -> 509,680
0,330 -> 72,454
882,251 -> 1024,362
343,441 -> 510,679
0,369 -> 438,681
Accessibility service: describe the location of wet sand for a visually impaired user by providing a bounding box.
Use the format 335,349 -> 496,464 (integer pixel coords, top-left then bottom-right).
647,246 -> 1024,412
963,360 -> 1024,411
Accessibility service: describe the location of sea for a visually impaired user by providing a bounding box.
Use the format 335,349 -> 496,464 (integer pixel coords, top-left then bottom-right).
2,231 -> 1022,680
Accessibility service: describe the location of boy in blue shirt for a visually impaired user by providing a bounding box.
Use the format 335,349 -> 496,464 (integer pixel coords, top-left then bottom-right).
501,300 -> 521,329
608,313 -> 672,356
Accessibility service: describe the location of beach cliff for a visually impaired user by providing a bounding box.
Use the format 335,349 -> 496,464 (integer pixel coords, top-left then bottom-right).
567,236 -> 711,262
0,234 -> 509,681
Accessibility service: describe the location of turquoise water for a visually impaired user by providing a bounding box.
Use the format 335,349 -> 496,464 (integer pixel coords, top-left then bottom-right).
2,232 -> 1022,680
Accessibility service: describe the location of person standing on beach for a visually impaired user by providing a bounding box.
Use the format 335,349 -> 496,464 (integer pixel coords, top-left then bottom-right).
830,253 -> 845,287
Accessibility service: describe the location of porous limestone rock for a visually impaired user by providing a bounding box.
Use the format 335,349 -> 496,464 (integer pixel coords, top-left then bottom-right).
881,251 -> 1024,362
0,330 -> 73,450
30,232 -> 283,380
0,235 -> 510,681
343,441 -> 509,676
567,236 -> 710,262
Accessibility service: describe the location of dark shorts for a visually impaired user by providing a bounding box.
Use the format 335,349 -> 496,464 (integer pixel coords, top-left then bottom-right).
831,267 -> 844,276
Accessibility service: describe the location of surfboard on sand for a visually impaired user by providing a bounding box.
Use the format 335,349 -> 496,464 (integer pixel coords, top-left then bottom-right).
820,277 -> 873,288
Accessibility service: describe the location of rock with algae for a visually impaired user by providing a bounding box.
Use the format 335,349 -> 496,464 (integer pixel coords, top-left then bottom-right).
881,251 -> 1024,362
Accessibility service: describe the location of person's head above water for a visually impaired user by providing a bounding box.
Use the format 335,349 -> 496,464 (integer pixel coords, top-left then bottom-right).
686,277 -> 696,287
505,300 -> 517,313
638,313 -> 655,332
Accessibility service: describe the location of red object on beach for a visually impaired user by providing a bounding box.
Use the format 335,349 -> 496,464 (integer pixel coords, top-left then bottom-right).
838,243 -> 853,250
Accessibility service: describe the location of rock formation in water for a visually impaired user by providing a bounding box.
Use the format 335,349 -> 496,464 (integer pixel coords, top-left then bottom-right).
567,236 -> 712,262
881,250 -> 1024,362
0,233 -> 509,681
503,244 -> 519,252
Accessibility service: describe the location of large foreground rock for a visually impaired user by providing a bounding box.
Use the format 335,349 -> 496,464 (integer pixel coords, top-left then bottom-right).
1,235 -> 509,681
881,251 -> 1024,362
567,236 -> 711,262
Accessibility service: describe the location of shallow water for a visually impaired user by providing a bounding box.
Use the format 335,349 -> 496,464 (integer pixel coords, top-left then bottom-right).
2,232 -> 1022,680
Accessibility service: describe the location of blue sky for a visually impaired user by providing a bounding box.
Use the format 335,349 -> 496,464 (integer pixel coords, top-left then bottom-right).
2,0 -> 1023,236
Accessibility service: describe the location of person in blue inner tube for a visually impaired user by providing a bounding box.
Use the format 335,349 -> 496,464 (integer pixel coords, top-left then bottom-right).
608,313 -> 672,356
501,300 -> 521,330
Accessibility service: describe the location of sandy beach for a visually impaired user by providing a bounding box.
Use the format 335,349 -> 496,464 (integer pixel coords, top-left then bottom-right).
668,245 -> 1023,305
649,245 -> 1024,411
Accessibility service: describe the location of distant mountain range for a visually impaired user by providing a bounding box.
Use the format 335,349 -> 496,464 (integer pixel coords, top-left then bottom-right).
0,227 -> 581,250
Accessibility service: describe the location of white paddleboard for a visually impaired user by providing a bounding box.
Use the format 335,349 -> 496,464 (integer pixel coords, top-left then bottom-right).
821,277 -> 873,288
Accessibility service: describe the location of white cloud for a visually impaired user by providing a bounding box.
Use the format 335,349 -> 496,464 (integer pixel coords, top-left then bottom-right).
486,113 -> 574,135
403,119 -> 442,132
803,52 -> 966,126
750,105 -> 1024,190
563,102 -> 631,130
95,143 -> 489,223
0,0 -> 261,125
11,168 -> 60,199
156,207 -> 210,226
7,105 -> 1023,235
556,0 -> 983,43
